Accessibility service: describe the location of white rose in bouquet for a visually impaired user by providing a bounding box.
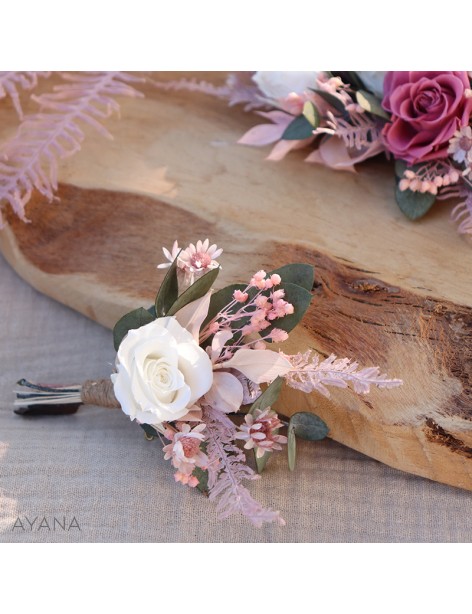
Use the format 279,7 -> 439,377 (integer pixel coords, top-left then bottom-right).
112,317 -> 213,426
252,71 -> 321,100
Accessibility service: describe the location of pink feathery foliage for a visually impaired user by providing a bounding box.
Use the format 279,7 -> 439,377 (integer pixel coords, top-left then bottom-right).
314,110 -> 382,152
0,71 -> 144,227
203,406 -> 285,527
283,350 -> 402,397
225,72 -> 269,111
150,76 -> 231,99
150,72 -> 268,112
0,72 -> 51,119
452,192 -> 472,235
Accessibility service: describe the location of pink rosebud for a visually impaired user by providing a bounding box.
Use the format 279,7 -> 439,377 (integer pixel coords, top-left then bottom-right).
270,274 -> 282,286
233,289 -> 249,303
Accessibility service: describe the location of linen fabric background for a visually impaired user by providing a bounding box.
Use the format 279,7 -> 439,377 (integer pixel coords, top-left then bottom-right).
1,253 -> 471,543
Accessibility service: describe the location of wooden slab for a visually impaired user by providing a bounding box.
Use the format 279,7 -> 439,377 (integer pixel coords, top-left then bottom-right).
1,72 -> 472,490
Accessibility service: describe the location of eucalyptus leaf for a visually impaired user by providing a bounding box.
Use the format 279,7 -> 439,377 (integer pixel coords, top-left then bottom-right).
146,305 -> 157,318
269,263 -> 314,291
288,425 -> 296,471
140,423 -> 159,439
167,267 -> 220,316
395,159 -> 426,180
302,101 -> 320,128
248,377 -> 284,474
394,159 -> 408,179
330,71 -> 364,90
202,283 -> 247,332
255,450 -> 272,474
248,376 -> 283,415
311,88 -> 346,114
289,412 -> 329,441
282,114 -> 315,140
113,307 -> 155,351
395,182 -> 436,220
155,252 -> 179,317
193,466 -> 209,496
356,90 -> 389,120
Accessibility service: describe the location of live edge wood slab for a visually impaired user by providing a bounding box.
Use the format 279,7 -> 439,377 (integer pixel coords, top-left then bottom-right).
1,73 -> 472,490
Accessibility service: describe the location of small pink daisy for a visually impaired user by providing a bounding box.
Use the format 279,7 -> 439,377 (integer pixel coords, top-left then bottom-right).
235,408 -> 287,458
448,126 -> 472,165
157,240 -> 181,269
163,423 -> 208,487
179,239 -> 223,276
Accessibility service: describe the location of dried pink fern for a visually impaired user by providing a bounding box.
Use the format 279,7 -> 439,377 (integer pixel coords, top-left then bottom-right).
150,76 -> 231,99
203,406 -> 285,527
150,72 -> 268,112
0,72 -> 51,119
0,71 -> 144,226
314,110 -> 382,151
451,192 -> 472,235
283,350 -> 402,397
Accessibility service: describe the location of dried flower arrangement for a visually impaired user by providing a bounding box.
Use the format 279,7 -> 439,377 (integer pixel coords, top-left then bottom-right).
155,71 -> 472,236
14,240 -> 402,526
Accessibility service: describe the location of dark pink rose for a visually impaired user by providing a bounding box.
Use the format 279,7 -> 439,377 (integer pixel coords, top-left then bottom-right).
382,71 -> 472,164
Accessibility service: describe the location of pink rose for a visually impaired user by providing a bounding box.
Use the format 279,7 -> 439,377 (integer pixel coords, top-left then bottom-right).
382,71 -> 472,164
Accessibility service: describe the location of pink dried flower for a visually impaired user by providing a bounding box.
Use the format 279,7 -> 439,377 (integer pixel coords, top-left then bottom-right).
157,239 -> 222,278
163,423 -> 208,487
269,328 -> 289,343
448,126 -> 472,165
233,289 -> 249,303
235,408 -> 287,458
270,274 -> 282,286
254,295 -> 269,309
180,239 -> 223,274
157,240 -> 181,269
250,270 -> 267,289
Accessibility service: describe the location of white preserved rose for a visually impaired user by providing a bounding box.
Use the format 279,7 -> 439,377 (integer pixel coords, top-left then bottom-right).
252,71 -> 321,100
111,317 -> 213,426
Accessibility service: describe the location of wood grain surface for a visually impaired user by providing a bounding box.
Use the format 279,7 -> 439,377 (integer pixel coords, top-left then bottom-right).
1,72 -> 472,490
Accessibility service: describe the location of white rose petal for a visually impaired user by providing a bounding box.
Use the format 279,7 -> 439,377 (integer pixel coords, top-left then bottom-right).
216,348 -> 292,384
112,317 -> 213,426
204,371 -> 244,414
253,71 -> 321,101
174,290 -> 212,342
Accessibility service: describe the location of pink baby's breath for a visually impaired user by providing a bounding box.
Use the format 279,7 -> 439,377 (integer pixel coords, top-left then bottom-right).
233,289 -> 249,303
269,328 -> 289,343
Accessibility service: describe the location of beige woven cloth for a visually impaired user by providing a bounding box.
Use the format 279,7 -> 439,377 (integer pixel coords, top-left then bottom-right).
1,253 -> 471,542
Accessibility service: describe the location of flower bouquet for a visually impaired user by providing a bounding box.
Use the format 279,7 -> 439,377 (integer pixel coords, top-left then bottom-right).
14,239 -> 401,526
157,71 -> 472,234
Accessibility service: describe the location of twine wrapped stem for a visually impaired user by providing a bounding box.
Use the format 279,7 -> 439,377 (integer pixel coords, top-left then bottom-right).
80,379 -> 121,408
